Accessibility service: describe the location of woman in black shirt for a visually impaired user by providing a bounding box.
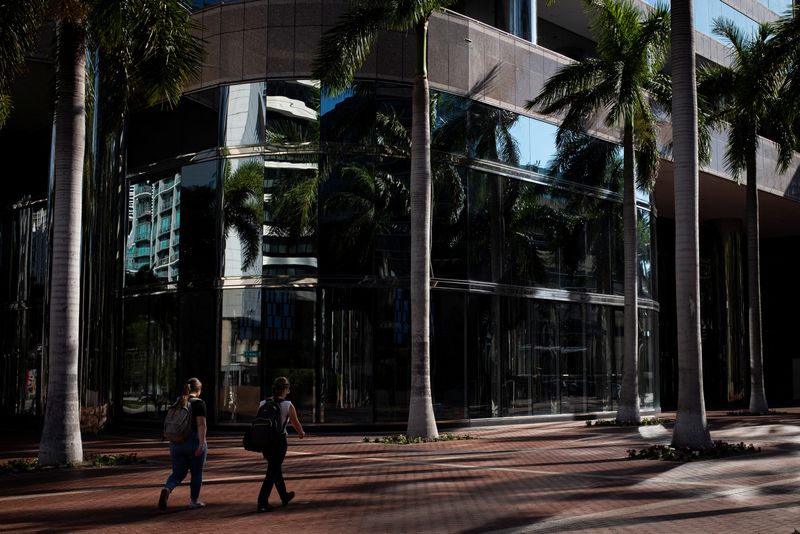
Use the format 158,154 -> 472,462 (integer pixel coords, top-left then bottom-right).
158,377 -> 208,510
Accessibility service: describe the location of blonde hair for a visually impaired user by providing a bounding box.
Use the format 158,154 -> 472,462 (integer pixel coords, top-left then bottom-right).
272,376 -> 290,397
181,377 -> 202,406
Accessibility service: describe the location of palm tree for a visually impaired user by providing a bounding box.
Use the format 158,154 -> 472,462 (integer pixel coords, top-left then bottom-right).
0,0 -> 201,465
312,0 -> 457,439
669,0 -> 713,449
527,0 -> 669,423
698,20 -> 796,416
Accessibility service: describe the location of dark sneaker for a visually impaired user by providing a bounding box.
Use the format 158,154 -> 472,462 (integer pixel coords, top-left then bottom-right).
281,491 -> 295,507
158,488 -> 170,511
257,505 -> 274,512
189,501 -> 206,509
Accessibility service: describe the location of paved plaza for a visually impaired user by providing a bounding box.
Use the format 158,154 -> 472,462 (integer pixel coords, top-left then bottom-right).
2,410 -> 800,533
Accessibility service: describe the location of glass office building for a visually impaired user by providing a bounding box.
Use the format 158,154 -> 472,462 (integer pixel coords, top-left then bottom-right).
3,0 -> 799,427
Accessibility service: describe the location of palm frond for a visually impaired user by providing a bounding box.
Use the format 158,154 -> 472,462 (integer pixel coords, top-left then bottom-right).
124,0 -> 204,109
0,0 -> 48,127
312,2 -> 392,96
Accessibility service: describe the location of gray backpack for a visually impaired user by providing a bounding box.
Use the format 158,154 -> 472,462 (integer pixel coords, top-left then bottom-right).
163,398 -> 193,442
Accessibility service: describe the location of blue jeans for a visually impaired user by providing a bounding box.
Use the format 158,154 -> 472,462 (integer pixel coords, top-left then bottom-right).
165,432 -> 207,501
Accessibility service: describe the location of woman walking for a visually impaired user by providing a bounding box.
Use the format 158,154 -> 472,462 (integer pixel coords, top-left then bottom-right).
258,376 -> 305,512
158,377 -> 208,510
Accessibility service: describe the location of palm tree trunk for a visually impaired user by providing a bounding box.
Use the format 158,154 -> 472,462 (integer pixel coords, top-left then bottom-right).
39,19 -> 86,466
746,152 -> 768,414
670,0 -> 712,449
407,18 -> 438,439
616,120 -> 640,423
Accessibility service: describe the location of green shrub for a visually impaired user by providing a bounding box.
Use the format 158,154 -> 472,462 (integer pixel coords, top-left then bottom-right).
0,458 -> 39,474
586,418 -> 671,427
363,433 -> 475,444
87,453 -> 145,466
627,441 -> 760,462
725,409 -> 788,416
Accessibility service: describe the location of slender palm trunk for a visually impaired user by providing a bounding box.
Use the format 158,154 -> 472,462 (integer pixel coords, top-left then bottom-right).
671,0 -> 712,449
39,20 -> 85,465
616,120 -> 640,423
407,18 -> 438,439
746,152 -> 768,414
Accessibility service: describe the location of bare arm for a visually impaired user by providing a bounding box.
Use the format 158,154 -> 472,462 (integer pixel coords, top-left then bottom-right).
195,416 -> 207,456
288,404 -> 305,439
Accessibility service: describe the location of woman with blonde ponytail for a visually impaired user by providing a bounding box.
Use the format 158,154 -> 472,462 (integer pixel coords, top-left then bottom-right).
158,377 -> 208,511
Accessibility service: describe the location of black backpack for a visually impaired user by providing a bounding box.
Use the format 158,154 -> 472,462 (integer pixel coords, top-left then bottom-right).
243,399 -> 286,452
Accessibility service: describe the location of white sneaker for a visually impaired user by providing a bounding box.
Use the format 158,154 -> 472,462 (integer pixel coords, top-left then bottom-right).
189,501 -> 206,509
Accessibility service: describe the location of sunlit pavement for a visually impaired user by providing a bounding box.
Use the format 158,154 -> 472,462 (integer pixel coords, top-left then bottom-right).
2,410 -> 800,533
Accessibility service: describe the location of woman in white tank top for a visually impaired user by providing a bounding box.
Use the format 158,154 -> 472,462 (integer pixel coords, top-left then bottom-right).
257,376 -> 305,512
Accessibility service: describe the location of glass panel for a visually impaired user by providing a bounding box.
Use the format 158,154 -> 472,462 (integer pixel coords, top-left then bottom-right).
219,289 -> 261,422
431,291 -> 466,420
432,92 -> 469,157
222,157 -> 263,277
504,180 -> 552,287
547,131 -> 622,194
559,303 -> 587,413
466,171 -> 495,283
466,294 -> 499,418
320,82 -> 376,145
374,287 -> 411,421
638,209 -> 653,299
432,166 -> 468,280
265,80 -> 320,147
585,304 -> 614,412
125,172 -> 181,285
322,288 -> 374,423
504,297 -> 535,416
534,301 -> 560,414
319,154 -> 376,277
179,160 -> 219,284
373,156 -> 410,279
121,295 -> 178,418
223,82 -> 266,147
639,308 -> 657,410
263,289 -> 315,422
127,87 -> 219,169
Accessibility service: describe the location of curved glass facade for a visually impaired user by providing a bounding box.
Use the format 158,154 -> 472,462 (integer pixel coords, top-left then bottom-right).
121,80 -> 657,424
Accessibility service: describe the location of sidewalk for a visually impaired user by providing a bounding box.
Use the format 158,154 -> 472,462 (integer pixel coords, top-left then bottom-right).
1,410 -> 800,533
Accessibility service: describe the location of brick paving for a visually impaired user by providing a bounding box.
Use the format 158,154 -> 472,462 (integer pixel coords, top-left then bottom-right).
2,410 -> 800,533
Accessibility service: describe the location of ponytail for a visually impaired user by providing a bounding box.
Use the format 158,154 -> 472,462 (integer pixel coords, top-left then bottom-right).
181,377 -> 202,407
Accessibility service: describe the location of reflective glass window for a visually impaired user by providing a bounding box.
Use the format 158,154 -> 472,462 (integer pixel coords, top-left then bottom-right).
431,291 -> 467,420
125,172 -> 181,285
264,157 -> 319,277
262,288 -> 316,421
639,307 -> 657,410
638,209 -> 653,299
501,178 -> 550,287
432,166 -> 468,280
219,289 -> 261,422
223,83 -> 266,147
127,87 -> 220,169
222,157 -> 264,278
432,92 -> 469,156
374,287 -> 411,421
266,80 -> 320,148
757,0 -> 793,14
121,294 -> 178,418
321,288 -> 375,424
466,294 -> 496,418
466,171 -> 496,283
319,154 -> 376,277
179,160 -> 220,285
